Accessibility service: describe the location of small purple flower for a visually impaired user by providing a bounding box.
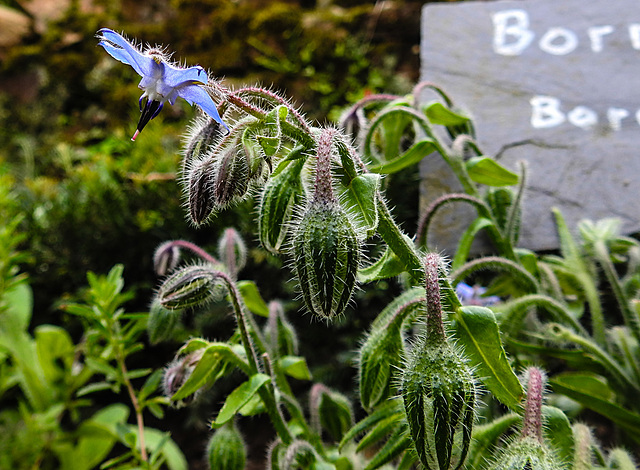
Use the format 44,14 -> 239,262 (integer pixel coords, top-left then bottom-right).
456,282 -> 500,307
96,28 -> 228,141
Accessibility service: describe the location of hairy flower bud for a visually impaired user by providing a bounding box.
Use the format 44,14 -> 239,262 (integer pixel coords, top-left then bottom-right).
183,117 -> 225,171
206,422 -> 247,470
147,300 -> 180,344
187,157 -> 216,225
292,128 -> 360,320
292,202 -> 360,319
258,158 -> 305,254
153,241 -> 181,276
157,264 -> 225,310
310,384 -> 354,442
401,339 -> 476,470
162,350 -> 203,406
484,437 -> 564,470
212,144 -> 250,207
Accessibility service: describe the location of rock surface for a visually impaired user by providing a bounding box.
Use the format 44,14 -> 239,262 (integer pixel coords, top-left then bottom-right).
419,0 -> 640,253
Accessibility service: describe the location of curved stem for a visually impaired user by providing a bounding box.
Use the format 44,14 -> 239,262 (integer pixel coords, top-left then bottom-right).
170,240 -> 218,263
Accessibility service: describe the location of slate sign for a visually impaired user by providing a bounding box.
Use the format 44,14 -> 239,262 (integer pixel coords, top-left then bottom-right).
419,0 -> 640,252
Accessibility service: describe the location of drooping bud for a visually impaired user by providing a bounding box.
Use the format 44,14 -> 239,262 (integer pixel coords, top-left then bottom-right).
258,157 -> 306,254
218,227 -> 247,278
212,143 -> 250,207
292,128 -> 360,320
401,253 -> 475,470
206,422 -> 247,470
147,300 -> 180,344
157,264 -> 225,310
162,350 -> 203,406
187,157 -> 216,226
309,383 -> 354,442
183,116 -> 225,174
153,241 -> 181,276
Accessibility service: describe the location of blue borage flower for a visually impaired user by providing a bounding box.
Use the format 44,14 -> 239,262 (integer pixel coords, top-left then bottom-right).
96,28 -> 228,141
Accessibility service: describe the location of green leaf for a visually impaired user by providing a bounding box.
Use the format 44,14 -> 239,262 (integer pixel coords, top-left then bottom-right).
362,426 -> 412,470
542,406 -> 574,464
237,280 -> 269,317
357,246 -> 405,283
172,343 -> 247,402
279,356 -> 312,380
212,373 -> 271,427
3,282 -> 33,331
369,140 -> 437,174
451,306 -> 523,409
340,173 -> 381,238
424,101 -> 470,126
550,373 -> 640,441
466,157 -> 518,186
35,325 -> 74,381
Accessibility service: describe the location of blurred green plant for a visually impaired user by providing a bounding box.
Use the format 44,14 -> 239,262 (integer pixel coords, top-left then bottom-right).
0,174 -> 185,469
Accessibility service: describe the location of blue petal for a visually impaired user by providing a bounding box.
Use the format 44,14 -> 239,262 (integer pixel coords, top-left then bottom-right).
178,84 -> 229,131
97,28 -> 154,77
162,62 -> 208,88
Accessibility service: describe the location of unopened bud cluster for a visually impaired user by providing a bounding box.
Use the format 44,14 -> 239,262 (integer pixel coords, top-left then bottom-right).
292,129 -> 361,320
401,254 -> 476,470
485,367 -> 564,470
182,117 -> 265,226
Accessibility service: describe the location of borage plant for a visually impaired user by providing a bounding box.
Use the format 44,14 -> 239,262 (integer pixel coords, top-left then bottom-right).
97,29 -> 638,469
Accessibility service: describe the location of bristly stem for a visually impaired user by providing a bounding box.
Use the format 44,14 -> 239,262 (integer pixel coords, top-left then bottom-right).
169,240 -> 218,264
424,254 -> 446,345
521,367 -> 545,443
217,271 -> 293,444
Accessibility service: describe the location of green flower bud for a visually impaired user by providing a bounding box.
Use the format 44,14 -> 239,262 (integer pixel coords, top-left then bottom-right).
293,201 -> 360,319
187,157 -> 216,226
258,157 -> 305,254
310,384 -> 354,442
157,264 -> 224,310
401,340 -> 476,470
293,128 -> 360,319
484,437 -> 564,470
147,300 -> 180,344
206,422 -> 247,470
607,448 -> 637,470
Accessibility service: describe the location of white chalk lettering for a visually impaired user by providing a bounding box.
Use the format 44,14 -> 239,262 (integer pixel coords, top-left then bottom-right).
567,106 -> 598,129
588,25 -> 614,52
539,27 -> 579,55
493,10 -> 640,55
531,96 -> 639,131
629,23 -> 640,49
530,96 -> 566,128
492,9 -> 534,56
607,108 -> 630,130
